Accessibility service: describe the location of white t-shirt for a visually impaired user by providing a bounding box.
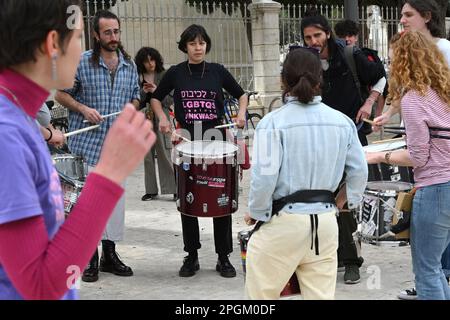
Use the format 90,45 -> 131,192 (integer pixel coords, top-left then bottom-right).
436,38 -> 450,66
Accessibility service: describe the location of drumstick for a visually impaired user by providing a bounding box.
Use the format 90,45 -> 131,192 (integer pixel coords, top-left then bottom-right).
64,124 -> 100,138
215,123 -> 236,129
83,111 -> 122,123
371,137 -> 405,144
362,118 -> 374,125
172,131 -> 191,143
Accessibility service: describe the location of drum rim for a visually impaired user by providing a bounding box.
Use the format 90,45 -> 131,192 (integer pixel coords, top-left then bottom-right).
53,154 -> 84,161
363,140 -> 406,153
366,181 -> 413,192
175,140 -> 239,158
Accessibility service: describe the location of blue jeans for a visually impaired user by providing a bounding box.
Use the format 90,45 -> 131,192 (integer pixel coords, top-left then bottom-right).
411,181 -> 450,300
442,243 -> 450,279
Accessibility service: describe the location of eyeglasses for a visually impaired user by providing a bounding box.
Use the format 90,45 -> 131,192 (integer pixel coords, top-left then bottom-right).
102,29 -> 121,37
288,45 -> 320,56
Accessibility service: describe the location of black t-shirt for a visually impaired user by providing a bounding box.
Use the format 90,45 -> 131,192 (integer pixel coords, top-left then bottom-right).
153,61 -> 244,137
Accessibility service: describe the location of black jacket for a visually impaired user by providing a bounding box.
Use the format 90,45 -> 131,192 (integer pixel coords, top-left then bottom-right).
321,40 -> 385,122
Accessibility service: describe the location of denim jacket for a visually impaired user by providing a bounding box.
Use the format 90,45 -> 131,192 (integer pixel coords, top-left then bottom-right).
248,96 -> 367,221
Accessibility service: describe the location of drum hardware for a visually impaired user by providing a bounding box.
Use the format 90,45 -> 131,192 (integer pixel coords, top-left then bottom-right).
53,154 -> 87,215
232,200 -> 237,209
202,162 -> 207,171
203,203 -> 208,213
359,188 -> 410,245
364,140 -> 414,189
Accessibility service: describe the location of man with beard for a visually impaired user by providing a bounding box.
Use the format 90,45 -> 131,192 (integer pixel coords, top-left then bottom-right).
55,10 -> 140,283
300,10 -> 385,285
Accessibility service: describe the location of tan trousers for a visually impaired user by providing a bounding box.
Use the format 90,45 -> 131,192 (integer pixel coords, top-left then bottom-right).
245,210 -> 338,300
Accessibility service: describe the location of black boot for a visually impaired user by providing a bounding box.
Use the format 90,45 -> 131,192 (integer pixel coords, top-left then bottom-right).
82,249 -> 99,282
216,254 -> 236,278
179,251 -> 200,277
100,240 -> 133,276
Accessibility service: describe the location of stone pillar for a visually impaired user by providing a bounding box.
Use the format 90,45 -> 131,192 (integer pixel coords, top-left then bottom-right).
249,0 -> 282,115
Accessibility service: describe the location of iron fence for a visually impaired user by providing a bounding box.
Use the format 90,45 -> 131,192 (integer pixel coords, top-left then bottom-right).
82,0 -> 254,90
279,4 -> 401,63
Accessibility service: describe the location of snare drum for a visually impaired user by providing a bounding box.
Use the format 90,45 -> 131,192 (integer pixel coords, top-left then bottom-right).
364,140 -> 414,190
174,140 -> 239,218
360,189 -> 400,243
238,230 -> 301,297
53,154 -> 87,215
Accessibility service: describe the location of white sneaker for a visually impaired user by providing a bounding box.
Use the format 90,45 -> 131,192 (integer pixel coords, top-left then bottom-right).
398,288 -> 417,300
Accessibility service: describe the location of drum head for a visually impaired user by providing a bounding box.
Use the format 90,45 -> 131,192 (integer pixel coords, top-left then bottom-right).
363,140 -> 406,153
366,181 -> 413,192
175,140 -> 238,158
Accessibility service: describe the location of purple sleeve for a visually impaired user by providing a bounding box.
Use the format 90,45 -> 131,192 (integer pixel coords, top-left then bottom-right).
0,173 -> 124,300
0,129 -> 42,224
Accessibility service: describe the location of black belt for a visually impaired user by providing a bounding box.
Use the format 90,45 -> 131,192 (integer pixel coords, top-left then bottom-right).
272,189 -> 336,216
253,190 -> 336,256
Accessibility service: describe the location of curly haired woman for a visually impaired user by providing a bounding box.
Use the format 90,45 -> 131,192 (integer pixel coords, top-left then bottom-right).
366,31 -> 450,300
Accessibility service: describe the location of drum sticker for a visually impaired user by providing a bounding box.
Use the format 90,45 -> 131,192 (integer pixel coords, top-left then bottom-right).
217,194 -> 230,207
182,163 -> 190,171
195,175 -> 226,188
186,192 -> 194,204
361,195 -> 378,237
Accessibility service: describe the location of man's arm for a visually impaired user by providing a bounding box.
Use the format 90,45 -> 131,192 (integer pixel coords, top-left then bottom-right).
55,91 -> 103,124
353,50 -> 386,122
39,124 -> 65,147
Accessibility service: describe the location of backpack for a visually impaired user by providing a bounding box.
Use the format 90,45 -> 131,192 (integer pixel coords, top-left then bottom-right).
343,45 -> 385,135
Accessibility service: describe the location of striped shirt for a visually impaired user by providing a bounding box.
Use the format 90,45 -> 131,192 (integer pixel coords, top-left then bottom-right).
402,88 -> 450,187
63,50 -> 140,166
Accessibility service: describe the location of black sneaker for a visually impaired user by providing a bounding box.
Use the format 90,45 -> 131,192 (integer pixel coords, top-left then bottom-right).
398,288 -> 417,300
216,256 -> 236,278
179,255 -> 200,277
344,264 -> 360,284
141,193 -> 157,201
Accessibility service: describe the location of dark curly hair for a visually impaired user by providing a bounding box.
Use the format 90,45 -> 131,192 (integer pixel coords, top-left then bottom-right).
300,7 -> 338,56
91,10 -> 131,66
134,47 -> 165,75
0,0 -> 82,71
334,19 -> 360,38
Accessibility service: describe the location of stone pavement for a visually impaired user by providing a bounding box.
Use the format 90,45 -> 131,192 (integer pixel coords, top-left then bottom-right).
79,133 -> 415,300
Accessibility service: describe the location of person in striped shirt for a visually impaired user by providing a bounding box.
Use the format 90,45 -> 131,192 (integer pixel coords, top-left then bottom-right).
366,31 -> 450,300
372,0 -> 450,300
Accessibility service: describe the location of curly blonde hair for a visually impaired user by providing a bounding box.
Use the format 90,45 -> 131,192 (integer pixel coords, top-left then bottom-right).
388,31 -> 450,106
